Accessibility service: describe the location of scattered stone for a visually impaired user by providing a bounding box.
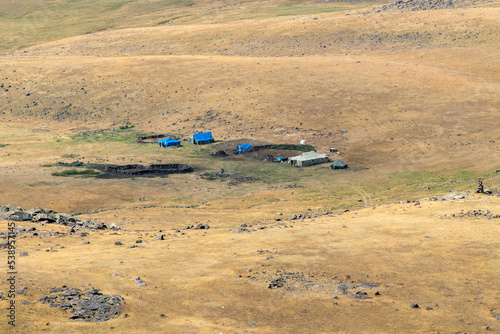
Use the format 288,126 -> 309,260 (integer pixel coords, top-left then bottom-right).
40,287 -> 123,322
442,209 -> 499,219
15,287 -> 27,294
410,303 -> 419,308
0,205 -> 112,230
372,0 -> 461,13
127,245 -> 144,249
134,277 -> 148,287
186,224 -> 210,230
115,241 -> 123,246
268,277 -> 286,289
155,234 -> 165,240
232,227 -> 255,233
440,191 -> 467,201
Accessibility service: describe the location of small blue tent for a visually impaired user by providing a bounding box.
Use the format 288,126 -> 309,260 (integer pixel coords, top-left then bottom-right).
157,137 -> 181,148
192,132 -> 214,145
237,144 -> 252,154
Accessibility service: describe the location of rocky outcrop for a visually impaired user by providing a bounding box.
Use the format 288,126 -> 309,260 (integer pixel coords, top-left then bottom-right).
39,287 -> 124,322
0,205 -> 109,230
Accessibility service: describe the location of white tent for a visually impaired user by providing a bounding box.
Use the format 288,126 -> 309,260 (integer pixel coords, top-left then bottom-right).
288,151 -> 329,167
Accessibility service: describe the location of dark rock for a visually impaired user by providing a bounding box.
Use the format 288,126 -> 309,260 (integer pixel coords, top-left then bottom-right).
15,287 -> 27,294
41,286 -> 124,322
410,303 -> 419,308
6,211 -> 32,221
35,213 -> 57,223
268,277 -> 286,289
134,277 -> 148,287
115,241 -> 123,246
233,228 -> 250,233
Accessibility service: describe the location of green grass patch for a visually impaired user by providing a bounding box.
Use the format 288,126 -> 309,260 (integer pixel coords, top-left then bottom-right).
71,128 -> 141,143
386,169 -> 479,190
61,153 -> 80,158
119,124 -> 135,130
51,169 -> 100,177
273,4 -> 349,17
200,172 -> 230,181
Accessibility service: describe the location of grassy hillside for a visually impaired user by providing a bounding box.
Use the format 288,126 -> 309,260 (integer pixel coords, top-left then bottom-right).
0,1 -> 499,332
0,0 -> 373,53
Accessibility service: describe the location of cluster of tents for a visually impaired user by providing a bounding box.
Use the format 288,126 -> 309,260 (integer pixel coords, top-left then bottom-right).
155,132 -> 349,170
157,132 -> 215,148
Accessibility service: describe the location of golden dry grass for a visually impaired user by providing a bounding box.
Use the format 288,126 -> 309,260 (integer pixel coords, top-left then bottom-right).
0,0 -> 499,332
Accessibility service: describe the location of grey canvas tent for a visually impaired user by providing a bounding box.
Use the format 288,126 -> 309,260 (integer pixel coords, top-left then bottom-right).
288,151 -> 329,167
330,159 -> 348,169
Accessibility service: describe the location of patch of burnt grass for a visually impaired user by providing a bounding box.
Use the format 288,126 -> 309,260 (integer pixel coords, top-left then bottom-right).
266,144 -> 315,152
51,169 -> 100,177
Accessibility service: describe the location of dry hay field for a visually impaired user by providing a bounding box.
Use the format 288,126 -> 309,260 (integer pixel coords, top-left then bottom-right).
0,0 -> 500,333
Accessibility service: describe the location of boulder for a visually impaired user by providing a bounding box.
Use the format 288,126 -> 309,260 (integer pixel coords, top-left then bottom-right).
34,213 -> 57,223
0,205 -> 22,213
3,211 -> 32,221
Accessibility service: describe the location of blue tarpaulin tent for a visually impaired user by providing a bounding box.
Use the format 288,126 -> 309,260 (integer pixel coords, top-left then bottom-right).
192,132 -> 214,145
157,137 -> 181,148
237,143 -> 252,154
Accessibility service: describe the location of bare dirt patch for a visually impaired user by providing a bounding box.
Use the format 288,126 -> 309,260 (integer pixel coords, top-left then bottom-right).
212,139 -> 311,162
